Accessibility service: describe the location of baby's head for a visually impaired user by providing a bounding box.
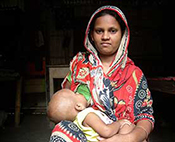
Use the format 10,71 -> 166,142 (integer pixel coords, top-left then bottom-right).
47,89 -> 87,123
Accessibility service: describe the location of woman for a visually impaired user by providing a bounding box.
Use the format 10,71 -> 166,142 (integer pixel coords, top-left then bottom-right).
50,5 -> 154,142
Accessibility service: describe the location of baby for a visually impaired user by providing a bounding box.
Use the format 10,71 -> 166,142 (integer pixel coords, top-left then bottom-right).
47,89 -> 134,141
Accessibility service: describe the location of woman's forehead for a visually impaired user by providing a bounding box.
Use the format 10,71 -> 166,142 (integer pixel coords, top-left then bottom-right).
94,14 -> 120,28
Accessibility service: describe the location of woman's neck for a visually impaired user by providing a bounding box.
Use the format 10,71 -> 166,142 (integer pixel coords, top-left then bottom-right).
99,54 -> 115,73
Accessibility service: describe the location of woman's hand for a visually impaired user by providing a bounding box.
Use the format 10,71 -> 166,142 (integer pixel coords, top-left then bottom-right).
118,119 -> 132,129
98,120 -> 151,142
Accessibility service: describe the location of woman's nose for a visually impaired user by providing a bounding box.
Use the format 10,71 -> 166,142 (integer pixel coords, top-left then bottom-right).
102,31 -> 110,40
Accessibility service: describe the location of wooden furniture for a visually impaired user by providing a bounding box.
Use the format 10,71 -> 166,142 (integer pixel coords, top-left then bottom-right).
46,65 -> 69,102
0,69 -> 22,126
15,77 -> 22,127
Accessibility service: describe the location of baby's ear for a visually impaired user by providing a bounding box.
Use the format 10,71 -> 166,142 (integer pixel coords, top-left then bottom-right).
75,103 -> 86,111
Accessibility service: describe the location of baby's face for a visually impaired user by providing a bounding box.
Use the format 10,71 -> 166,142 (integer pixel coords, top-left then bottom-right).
75,93 -> 88,108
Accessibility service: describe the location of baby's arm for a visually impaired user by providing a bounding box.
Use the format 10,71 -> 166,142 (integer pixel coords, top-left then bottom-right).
83,112 -> 121,138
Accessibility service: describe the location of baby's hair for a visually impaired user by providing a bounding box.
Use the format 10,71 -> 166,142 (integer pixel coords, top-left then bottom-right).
47,89 -> 76,123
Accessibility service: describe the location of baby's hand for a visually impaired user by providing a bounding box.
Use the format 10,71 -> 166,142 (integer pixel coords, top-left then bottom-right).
118,119 -> 131,129
97,136 -> 106,141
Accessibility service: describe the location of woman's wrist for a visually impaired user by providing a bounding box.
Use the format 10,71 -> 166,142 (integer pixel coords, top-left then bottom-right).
127,124 -> 149,142
127,132 -> 136,142
136,125 -> 148,139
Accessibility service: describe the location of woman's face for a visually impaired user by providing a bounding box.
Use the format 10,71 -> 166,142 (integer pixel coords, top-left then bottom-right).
91,14 -> 122,57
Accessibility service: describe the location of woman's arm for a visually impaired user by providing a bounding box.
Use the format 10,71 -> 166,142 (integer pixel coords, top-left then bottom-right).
62,72 -> 71,89
99,119 -> 152,142
64,80 -> 71,89
129,120 -> 152,142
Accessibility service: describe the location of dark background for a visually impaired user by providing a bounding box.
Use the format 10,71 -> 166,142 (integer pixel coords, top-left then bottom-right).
0,0 -> 174,76
0,0 -> 175,142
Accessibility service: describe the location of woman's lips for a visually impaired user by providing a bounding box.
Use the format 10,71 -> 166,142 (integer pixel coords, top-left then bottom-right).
101,43 -> 111,47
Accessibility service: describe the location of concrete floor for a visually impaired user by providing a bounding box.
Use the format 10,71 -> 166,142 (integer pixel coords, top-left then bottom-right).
0,114 -> 52,142
0,113 -> 175,142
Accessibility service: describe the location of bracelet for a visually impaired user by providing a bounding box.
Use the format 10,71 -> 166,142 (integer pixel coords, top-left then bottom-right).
120,120 -> 131,129
136,126 -> 148,139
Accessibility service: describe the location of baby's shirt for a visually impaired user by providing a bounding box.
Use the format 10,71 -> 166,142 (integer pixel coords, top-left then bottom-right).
73,107 -> 113,142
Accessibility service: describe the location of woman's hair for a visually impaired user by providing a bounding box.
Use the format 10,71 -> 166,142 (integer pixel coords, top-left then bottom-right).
89,9 -> 126,35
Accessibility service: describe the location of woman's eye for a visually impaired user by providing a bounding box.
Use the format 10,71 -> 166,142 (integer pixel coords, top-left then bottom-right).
96,29 -> 103,34
110,29 -> 117,34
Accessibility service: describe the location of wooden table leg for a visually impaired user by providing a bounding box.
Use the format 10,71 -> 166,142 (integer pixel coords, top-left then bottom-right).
15,77 -> 22,127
